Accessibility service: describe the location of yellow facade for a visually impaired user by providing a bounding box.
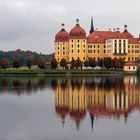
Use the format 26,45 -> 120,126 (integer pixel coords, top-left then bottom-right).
55,20 -> 140,63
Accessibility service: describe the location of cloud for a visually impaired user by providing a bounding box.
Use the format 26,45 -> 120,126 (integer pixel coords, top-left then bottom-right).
0,0 -> 140,54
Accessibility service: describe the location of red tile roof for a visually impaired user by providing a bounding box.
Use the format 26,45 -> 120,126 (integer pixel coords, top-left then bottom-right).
124,61 -> 137,66
69,26 -> 86,39
87,31 -> 127,43
55,30 -> 69,42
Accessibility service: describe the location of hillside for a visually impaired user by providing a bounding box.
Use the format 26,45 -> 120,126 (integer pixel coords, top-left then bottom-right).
0,49 -> 54,66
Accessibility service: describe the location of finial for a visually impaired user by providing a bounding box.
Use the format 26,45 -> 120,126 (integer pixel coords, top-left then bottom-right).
124,25 -> 128,32
61,23 -> 65,31
76,18 -> 80,26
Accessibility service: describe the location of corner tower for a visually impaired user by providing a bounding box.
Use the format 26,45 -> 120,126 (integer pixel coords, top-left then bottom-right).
69,19 -> 87,62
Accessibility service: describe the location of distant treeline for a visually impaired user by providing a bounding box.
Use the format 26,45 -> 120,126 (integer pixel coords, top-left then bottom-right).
0,49 -> 54,66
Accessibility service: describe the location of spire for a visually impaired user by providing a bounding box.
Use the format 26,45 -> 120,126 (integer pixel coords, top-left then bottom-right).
90,17 -> 94,34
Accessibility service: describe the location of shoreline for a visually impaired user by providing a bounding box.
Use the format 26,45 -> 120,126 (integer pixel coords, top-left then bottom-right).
0,69 -> 138,77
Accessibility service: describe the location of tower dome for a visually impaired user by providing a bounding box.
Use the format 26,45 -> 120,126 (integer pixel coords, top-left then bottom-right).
69,19 -> 86,39
55,23 -> 69,42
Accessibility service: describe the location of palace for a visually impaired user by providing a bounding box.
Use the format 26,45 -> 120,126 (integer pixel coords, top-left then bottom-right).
55,18 -> 140,63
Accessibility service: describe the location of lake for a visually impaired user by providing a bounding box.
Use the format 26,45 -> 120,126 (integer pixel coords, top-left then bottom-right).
0,76 -> 140,140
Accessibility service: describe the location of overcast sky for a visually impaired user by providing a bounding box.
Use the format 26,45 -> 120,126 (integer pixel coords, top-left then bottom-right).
0,0 -> 140,54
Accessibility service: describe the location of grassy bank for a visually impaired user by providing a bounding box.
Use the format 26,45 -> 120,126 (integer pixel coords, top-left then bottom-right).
0,68 -> 137,77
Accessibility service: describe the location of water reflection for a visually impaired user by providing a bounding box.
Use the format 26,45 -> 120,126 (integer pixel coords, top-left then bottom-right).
54,76 -> 140,130
0,76 -> 140,131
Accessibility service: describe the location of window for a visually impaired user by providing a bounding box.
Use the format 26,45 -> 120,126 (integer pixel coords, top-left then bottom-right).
78,45 -> 80,48
63,47 -> 65,50
98,45 -> 100,48
98,50 -> 100,53
77,40 -> 80,43
63,51 -> 65,55
83,50 -> 85,53
133,66 -> 135,70
78,49 -> 80,53
58,47 -> 60,50
71,50 -> 73,53
104,50 -> 106,53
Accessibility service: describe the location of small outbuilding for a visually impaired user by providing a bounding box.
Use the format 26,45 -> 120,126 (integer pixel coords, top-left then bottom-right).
123,61 -> 137,72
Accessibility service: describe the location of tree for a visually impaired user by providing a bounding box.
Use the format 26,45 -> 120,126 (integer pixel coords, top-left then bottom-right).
84,60 -> 90,67
1,58 -> 9,70
119,58 -> 125,69
37,57 -> 46,69
113,58 -> 120,69
13,59 -> 20,69
71,58 -> 76,69
60,58 -> 67,69
89,58 -> 96,69
75,59 -> 82,69
98,58 -> 104,68
104,57 -> 113,69
26,59 -> 33,70
51,58 -> 58,69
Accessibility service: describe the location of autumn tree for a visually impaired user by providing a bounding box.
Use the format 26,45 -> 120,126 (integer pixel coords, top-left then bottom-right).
37,57 -> 46,69
75,59 -> 82,69
71,58 -> 76,69
113,58 -> 120,69
84,60 -> 90,67
89,58 -> 96,69
104,57 -> 113,69
51,58 -> 58,69
1,58 -> 9,70
13,59 -> 20,69
98,58 -> 104,68
26,58 -> 33,70
119,58 -> 125,69
60,58 -> 67,69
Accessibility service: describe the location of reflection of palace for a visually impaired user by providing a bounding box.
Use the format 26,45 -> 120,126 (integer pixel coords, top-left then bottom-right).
55,77 -> 140,130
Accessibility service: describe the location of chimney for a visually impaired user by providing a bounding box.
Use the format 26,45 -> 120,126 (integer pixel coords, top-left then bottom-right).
109,28 -> 112,31
113,28 -> 116,32
95,28 -> 98,31
117,28 -> 120,32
